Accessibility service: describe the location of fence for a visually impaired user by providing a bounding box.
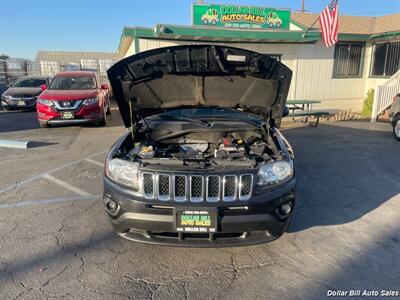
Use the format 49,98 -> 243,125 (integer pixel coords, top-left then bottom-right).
371,69 -> 400,122
2,59 -> 116,86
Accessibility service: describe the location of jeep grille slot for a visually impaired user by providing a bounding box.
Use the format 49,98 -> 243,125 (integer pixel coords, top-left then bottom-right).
158,174 -> 171,201
206,176 -> 220,202
239,174 -> 253,200
143,173 -> 154,199
190,176 -> 204,202
174,175 -> 187,202
140,173 -> 253,203
223,175 -> 237,202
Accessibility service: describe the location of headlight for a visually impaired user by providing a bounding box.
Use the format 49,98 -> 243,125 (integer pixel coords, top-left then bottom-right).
37,98 -> 53,106
258,160 -> 293,186
1,95 -> 11,100
105,158 -> 139,190
83,97 -> 99,105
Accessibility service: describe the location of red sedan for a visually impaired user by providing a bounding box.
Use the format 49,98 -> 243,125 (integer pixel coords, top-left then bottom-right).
36,71 -> 110,127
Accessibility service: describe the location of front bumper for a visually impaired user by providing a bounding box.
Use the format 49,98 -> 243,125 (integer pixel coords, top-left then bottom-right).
37,101 -> 103,126
41,118 -> 97,126
103,176 -> 296,247
1,99 -> 36,109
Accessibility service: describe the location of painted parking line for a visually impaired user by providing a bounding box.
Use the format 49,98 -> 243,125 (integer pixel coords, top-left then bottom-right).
0,194 -> 101,209
84,158 -> 104,167
0,149 -> 107,195
43,174 -> 91,196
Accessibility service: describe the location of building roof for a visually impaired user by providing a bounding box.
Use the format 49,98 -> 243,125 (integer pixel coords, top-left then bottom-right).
292,12 -> 400,35
117,24 -> 321,57
36,51 -> 118,64
374,13 -> 400,34
117,12 -> 400,56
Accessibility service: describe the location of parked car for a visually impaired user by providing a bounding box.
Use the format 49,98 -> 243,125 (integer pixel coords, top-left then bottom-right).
36,71 -> 110,128
1,76 -> 51,110
103,45 -> 295,247
0,82 -> 8,97
389,93 -> 400,141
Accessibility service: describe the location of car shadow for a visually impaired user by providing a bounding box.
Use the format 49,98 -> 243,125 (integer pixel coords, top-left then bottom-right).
282,122 -> 400,233
0,101 -> 124,133
0,110 -> 41,132
28,141 -> 59,148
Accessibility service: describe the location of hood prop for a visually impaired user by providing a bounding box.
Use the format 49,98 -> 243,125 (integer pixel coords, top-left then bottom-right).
128,100 -> 136,143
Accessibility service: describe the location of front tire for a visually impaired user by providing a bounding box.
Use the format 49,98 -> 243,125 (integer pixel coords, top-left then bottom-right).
393,115 -> 400,141
106,101 -> 111,115
96,110 -> 107,127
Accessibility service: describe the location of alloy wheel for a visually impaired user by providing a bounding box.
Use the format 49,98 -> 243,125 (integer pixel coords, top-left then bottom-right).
395,119 -> 400,138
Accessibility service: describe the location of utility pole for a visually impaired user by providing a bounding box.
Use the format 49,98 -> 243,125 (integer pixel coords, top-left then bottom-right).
301,0 -> 305,12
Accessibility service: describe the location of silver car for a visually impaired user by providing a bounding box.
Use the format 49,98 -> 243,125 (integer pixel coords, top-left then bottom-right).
389,93 -> 400,141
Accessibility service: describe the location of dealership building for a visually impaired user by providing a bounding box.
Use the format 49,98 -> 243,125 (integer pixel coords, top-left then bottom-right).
116,4 -> 400,117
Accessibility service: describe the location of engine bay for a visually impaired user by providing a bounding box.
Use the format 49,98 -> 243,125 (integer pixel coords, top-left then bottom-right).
114,118 -> 286,170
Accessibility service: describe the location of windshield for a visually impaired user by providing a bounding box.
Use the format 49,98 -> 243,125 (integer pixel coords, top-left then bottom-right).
147,107 -> 263,123
13,78 -> 46,88
49,76 -> 96,90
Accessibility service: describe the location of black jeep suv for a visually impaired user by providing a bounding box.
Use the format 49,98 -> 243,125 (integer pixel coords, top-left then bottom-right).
104,45 -> 295,247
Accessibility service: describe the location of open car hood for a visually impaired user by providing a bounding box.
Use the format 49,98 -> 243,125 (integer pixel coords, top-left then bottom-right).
108,45 -> 292,127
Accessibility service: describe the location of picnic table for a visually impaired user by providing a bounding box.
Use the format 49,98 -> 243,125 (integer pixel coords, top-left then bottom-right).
285,99 -> 329,127
286,99 -> 321,113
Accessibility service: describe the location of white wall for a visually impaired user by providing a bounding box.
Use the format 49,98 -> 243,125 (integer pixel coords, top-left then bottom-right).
134,38 -> 374,112
126,40 -> 137,57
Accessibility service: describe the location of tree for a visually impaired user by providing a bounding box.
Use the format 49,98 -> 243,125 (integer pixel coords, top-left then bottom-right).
0,54 -> 9,60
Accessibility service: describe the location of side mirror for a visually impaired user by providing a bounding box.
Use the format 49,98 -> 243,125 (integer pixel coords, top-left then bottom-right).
100,83 -> 109,90
40,84 -> 47,91
282,106 -> 289,117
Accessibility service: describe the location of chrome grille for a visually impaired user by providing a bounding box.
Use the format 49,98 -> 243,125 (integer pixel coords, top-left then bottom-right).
52,100 -> 83,111
223,175 -> 236,202
190,176 -> 203,202
158,174 -> 171,201
239,174 -> 253,200
141,173 -> 253,203
206,176 -> 220,202
174,175 -> 187,202
143,173 -> 154,198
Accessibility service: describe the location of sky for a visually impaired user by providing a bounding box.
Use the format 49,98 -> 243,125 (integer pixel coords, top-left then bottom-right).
1,0 -> 399,59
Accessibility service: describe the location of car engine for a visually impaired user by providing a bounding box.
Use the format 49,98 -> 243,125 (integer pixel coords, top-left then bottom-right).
114,119 -> 285,170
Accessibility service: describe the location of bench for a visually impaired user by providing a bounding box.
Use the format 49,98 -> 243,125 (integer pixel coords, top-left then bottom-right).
287,111 -> 330,127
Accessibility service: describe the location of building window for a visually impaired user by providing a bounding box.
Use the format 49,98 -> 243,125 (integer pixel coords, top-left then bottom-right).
332,42 -> 365,78
370,41 -> 400,77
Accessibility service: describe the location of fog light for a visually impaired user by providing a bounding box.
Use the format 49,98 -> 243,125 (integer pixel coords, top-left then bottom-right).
280,203 -> 292,214
106,200 -> 117,211
276,202 -> 293,219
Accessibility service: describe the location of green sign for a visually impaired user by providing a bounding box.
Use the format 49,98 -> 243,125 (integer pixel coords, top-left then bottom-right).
192,3 -> 291,30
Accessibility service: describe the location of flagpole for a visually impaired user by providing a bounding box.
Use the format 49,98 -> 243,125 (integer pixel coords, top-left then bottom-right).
302,16 -> 320,38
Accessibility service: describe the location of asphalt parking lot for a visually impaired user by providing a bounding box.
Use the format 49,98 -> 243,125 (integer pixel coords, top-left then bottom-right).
0,107 -> 399,300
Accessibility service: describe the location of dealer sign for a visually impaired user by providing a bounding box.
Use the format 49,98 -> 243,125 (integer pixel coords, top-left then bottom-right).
192,3 -> 291,30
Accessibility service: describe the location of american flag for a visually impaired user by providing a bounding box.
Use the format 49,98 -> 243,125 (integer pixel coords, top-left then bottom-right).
319,0 -> 339,47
